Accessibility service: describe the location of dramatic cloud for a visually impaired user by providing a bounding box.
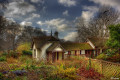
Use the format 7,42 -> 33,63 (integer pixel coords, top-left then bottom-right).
81,6 -> 98,21
89,0 -> 120,11
64,32 -> 77,41
31,0 -> 44,3
37,21 -> 43,25
20,21 -> 32,26
63,10 -> 69,16
58,0 -> 76,7
6,18 -> 15,23
37,18 -> 69,31
25,13 -> 40,21
4,2 -> 36,18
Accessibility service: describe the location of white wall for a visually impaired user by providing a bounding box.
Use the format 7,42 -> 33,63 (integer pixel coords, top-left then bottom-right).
81,50 -> 85,54
33,44 -> 37,58
53,46 -> 63,52
40,43 -> 52,60
33,43 -> 52,61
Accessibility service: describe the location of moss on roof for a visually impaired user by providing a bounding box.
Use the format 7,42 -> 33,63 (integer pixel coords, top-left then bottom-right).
32,36 -> 59,49
47,42 -> 60,51
88,37 -> 108,49
61,42 -> 93,51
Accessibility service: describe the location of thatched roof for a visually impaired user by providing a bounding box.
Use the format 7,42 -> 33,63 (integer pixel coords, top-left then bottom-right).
61,42 -> 93,51
47,42 -> 62,51
33,36 -> 94,51
32,36 -> 59,49
47,42 -> 93,51
88,37 -> 108,49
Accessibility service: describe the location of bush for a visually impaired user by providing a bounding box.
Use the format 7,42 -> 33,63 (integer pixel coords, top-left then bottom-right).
49,64 -> 77,80
22,50 -> 32,56
96,53 -> 108,60
2,52 -> 8,56
8,51 -> 19,58
0,73 -> 3,79
77,67 -> 103,79
17,42 -> 31,54
7,57 -> 18,63
18,55 -> 32,64
106,53 -> 120,62
0,56 -> 6,61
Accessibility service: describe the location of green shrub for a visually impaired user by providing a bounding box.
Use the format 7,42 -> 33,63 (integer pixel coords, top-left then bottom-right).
96,53 -> 108,60
22,50 -> 32,56
0,56 -> 6,61
8,51 -> 18,58
107,53 -> 120,62
0,73 -> 3,79
48,64 -> 77,80
2,52 -> 8,56
19,55 -> 32,63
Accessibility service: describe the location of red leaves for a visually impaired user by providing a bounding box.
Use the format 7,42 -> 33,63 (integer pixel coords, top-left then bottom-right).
77,67 -> 103,80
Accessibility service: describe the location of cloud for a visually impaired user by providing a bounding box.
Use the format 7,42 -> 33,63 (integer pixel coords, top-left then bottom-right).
64,32 -> 77,41
6,18 -> 15,22
20,21 -> 32,26
58,0 -> 76,7
89,0 -> 120,11
81,6 -> 98,21
37,18 -> 69,31
37,21 -> 43,25
31,0 -> 44,3
41,28 -> 48,32
63,10 -> 69,16
4,2 -> 36,18
25,13 -> 40,21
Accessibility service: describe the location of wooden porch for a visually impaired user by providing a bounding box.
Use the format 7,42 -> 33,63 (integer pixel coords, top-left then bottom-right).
47,51 -> 64,62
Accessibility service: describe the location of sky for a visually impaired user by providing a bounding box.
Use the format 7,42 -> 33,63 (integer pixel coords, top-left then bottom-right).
1,0 -> 120,41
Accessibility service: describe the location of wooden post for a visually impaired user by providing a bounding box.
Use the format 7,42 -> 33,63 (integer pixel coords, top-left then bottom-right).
52,52 -> 56,62
75,50 -> 77,56
62,52 -> 64,60
57,52 -> 59,60
80,50 -> 81,55
90,50 -> 92,58
47,52 -> 49,61
68,51 -> 71,59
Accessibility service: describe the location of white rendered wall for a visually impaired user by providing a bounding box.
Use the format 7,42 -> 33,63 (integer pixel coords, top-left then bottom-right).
81,50 -> 85,54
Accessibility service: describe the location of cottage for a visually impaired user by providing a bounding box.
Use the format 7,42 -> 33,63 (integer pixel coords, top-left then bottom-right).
87,37 -> 108,56
32,31 -> 107,62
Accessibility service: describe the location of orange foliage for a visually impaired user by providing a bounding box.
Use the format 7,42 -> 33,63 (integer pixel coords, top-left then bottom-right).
7,57 -> 18,64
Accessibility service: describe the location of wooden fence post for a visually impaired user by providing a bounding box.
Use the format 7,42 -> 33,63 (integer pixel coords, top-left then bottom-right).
101,60 -> 103,74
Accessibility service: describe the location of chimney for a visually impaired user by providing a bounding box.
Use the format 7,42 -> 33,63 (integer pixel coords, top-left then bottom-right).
54,31 -> 59,39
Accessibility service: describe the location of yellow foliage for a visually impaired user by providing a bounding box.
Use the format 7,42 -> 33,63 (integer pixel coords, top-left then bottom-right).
17,42 -> 31,54
7,57 -> 18,63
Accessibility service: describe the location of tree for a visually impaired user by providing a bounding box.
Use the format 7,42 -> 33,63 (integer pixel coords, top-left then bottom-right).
106,24 -> 120,55
18,26 -> 46,43
0,16 -> 9,50
6,22 -> 21,51
76,6 -> 120,42
94,6 -> 119,37
75,17 -> 91,42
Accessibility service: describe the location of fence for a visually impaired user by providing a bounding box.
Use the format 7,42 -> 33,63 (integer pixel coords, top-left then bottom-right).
79,56 -> 120,79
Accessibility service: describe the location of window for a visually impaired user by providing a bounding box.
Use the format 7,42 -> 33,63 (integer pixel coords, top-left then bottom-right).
34,49 -> 37,58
